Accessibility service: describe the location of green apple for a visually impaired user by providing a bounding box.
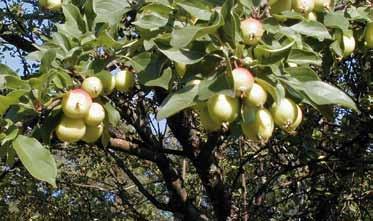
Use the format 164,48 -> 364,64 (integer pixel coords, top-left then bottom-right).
232,67 -> 254,95
62,89 -> 92,119
270,98 -> 298,129
82,123 -> 104,143
39,0 -> 62,11
336,31 -> 355,57
292,0 -> 315,14
85,102 -> 105,126
314,0 -> 333,12
306,12 -> 318,21
207,94 -> 239,124
240,18 -> 264,45
56,116 -> 86,143
241,105 -> 274,142
115,70 -> 134,92
244,83 -> 267,107
82,77 -> 103,98
196,102 -> 221,132
365,22 -> 373,48
270,0 -> 292,14
285,104 -> 303,132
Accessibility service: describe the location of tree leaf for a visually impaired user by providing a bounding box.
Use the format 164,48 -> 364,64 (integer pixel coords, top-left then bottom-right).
177,0 -> 212,21
157,84 -> 199,120
302,81 -> 358,111
290,20 -> 331,41
158,47 -> 204,64
104,102 -> 121,126
0,90 -> 28,116
170,11 -> 223,48
285,67 -> 321,82
287,49 -> 322,66
12,135 -> 57,187
323,12 -> 349,32
94,0 -> 131,26
145,67 -> 172,90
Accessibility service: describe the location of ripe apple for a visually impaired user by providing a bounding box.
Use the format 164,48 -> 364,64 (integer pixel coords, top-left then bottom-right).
62,89 -> 92,119
39,0 -> 62,11
175,62 -> 186,78
244,83 -> 267,107
314,0 -> 332,12
115,70 -> 134,92
292,0 -> 315,14
85,102 -> 105,126
196,102 -> 221,132
270,98 -> 298,129
365,22 -> 373,48
56,116 -> 86,143
270,0 -> 292,14
207,94 -> 239,124
82,123 -> 104,143
82,77 -> 103,98
241,105 -> 274,142
232,68 -> 254,95
285,104 -> 303,132
336,31 -> 355,57
240,18 -> 264,45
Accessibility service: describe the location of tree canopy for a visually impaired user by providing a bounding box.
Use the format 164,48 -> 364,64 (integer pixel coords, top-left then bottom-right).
0,0 -> 372,220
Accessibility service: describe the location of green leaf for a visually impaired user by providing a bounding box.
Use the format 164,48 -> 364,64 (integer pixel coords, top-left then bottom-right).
2,75 -> 31,90
104,102 -> 121,126
145,67 -> 172,90
40,49 -> 56,74
177,0 -> 212,21
254,40 -> 294,64
287,49 -> 322,66
133,13 -> 169,30
158,47 -> 204,64
157,84 -> 199,120
62,4 -> 87,33
324,12 -> 350,33
0,90 -> 28,116
170,11 -> 223,48
347,6 -> 373,22
302,81 -> 358,111
94,0 -> 131,26
12,135 -> 57,187
290,20 -> 331,41
84,0 -> 97,31
285,67 -> 321,82
0,64 -> 18,76
220,0 -> 241,47
126,52 -> 152,72
197,73 -> 233,100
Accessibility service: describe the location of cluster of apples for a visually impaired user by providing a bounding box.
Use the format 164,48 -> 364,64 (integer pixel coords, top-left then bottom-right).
240,0 -> 373,58
196,68 -> 302,143
55,70 -> 134,143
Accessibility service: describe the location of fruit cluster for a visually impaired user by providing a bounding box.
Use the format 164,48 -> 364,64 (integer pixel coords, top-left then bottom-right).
196,67 -> 302,143
55,70 -> 134,143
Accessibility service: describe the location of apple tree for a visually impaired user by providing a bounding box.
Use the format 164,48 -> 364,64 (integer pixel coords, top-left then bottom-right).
1,0 -> 372,220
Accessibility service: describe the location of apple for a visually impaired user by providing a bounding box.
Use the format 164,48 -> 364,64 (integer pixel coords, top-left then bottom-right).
244,83 -> 267,107
292,0 -> 315,14
85,102 -> 106,126
336,31 -> 355,57
314,0 -> 332,12
285,104 -> 303,132
241,105 -> 274,142
270,0 -> 292,14
62,89 -> 92,119
207,94 -> 239,124
82,123 -> 104,143
39,0 -> 62,11
115,70 -> 134,92
196,103 -> 221,132
306,12 -> 318,21
56,116 -> 86,143
365,22 -> 373,48
82,77 -> 103,98
232,67 -> 254,95
175,62 -> 186,78
270,98 -> 298,129
97,72 -> 116,95
240,18 -> 264,45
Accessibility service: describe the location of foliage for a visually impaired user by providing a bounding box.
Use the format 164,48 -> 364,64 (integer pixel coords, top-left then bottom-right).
0,0 -> 372,220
